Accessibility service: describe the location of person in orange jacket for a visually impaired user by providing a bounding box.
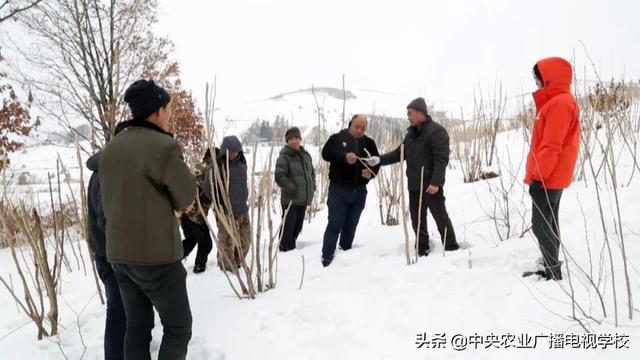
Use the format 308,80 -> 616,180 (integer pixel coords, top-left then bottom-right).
523,57 -> 580,281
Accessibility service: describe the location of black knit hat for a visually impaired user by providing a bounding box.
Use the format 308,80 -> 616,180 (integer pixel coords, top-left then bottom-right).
407,97 -> 429,116
124,80 -> 171,120
285,127 -> 301,141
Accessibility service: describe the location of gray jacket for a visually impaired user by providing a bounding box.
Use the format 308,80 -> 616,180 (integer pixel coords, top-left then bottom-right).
275,145 -> 316,206
203,136 -> 249,215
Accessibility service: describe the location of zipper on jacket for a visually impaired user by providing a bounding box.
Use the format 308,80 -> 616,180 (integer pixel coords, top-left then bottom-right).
299,151 -> 310,204
353,138 -> 360,186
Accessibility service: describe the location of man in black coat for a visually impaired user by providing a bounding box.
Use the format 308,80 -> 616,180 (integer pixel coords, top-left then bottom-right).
366,98 -> 459,256
86,121 -> 130,360
181,148 -> 214,273
321,114 -> 380,266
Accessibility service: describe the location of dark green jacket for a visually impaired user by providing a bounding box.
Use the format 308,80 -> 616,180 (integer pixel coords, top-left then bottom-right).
99,121 -> 196,265
380,119 -> 450,191
274,145 -> 316,206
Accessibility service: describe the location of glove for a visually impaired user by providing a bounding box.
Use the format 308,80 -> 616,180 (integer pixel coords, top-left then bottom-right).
365,156 -> 380,166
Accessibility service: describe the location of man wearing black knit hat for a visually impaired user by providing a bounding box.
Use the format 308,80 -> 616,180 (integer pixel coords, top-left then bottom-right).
274,127 -> 316,252
99,79 -> 196,360
366,97 -> 459,256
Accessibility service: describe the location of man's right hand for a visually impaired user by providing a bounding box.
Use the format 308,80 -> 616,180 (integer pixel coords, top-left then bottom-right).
346,153 -> 358,165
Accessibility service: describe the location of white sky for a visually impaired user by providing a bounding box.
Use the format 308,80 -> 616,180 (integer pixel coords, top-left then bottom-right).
156,0 -> 640,115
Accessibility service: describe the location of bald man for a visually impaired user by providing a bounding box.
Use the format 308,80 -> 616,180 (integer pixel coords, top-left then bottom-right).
320,114 -> 380,267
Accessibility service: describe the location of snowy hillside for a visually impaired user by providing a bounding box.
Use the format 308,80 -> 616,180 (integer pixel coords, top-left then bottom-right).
1,123 -> 638,359
212,87 -> 417,139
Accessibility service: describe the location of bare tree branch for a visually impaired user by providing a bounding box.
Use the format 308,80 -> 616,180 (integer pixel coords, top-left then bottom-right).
0,0 -> 43,23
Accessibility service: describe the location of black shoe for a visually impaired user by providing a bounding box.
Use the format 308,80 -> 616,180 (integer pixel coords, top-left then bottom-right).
321,257 -> 333,267
522,268 -> 562,281
545,271 -> 562,281
418,248 -> 430,257
444,243 -> 460,251
338,245 -> 351,251
522,269 -> 546,278
193,264 -> 206,273
544,264 -> 563,280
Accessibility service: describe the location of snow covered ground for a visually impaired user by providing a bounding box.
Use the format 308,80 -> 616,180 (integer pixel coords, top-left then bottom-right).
1,127 -> 639,359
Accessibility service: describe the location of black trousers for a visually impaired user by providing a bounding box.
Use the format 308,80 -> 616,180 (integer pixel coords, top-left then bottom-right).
530,180 -> 563,274
112,262 -> 192,360
409,187 -> 458,253
181,217 -> 213,267
279,204 -> 307,251
95,255 -> 126,360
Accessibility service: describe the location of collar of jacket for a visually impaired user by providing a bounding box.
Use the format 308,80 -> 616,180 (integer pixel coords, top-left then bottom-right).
532,85 -> 570,111
408,118 -> 431,134
217,152 -> 246,165
282,145 -> 308,157
340,129 -> 368,142
129,120 -> 174,137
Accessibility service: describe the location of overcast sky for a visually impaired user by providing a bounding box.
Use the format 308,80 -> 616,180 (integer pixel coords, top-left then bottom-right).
155,0 -> 639,114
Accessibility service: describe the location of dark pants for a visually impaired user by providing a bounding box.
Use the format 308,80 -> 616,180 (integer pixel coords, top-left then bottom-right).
112,262 -> 192,360
181,217 -> 213,267
409,187 -> 458,253
530,181 -> 563,275
322,183 -> 367,260
279,204 -> 307,251
95,255 -> 126,360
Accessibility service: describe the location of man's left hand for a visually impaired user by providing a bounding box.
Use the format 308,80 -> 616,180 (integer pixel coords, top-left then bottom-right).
426,185 -> 439,195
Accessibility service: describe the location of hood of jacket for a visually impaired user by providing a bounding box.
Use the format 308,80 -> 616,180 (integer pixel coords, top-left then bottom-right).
219,135 -> 243,155
86,152 -> 102,172
532,57 -> 573,110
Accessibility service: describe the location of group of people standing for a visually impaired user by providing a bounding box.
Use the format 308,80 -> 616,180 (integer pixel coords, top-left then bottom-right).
85,56 -> 580,359
274,98 -> 462,267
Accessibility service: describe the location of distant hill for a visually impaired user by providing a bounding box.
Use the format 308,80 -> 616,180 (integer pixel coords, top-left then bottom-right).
268,87 -> 357,101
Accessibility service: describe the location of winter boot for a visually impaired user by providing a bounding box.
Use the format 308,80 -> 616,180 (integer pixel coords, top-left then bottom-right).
544,263 -> 562,281
444,243 -> 460,251
522,263 -> 563,281
321,256 -> 333,267
193,264 -> 206,273
522,269 -> 547,278
416,240 -> 430,257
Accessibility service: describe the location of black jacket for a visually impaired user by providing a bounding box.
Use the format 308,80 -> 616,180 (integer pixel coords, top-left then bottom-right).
322,129 -> 380,187
86,152 -> 106,256
380,119 -> 450,190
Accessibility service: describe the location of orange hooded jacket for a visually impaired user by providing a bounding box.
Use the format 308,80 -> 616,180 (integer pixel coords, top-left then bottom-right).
524,57 -> 580,189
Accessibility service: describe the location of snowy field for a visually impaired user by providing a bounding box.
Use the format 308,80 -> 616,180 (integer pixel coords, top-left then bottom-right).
1,127 -> 639,360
